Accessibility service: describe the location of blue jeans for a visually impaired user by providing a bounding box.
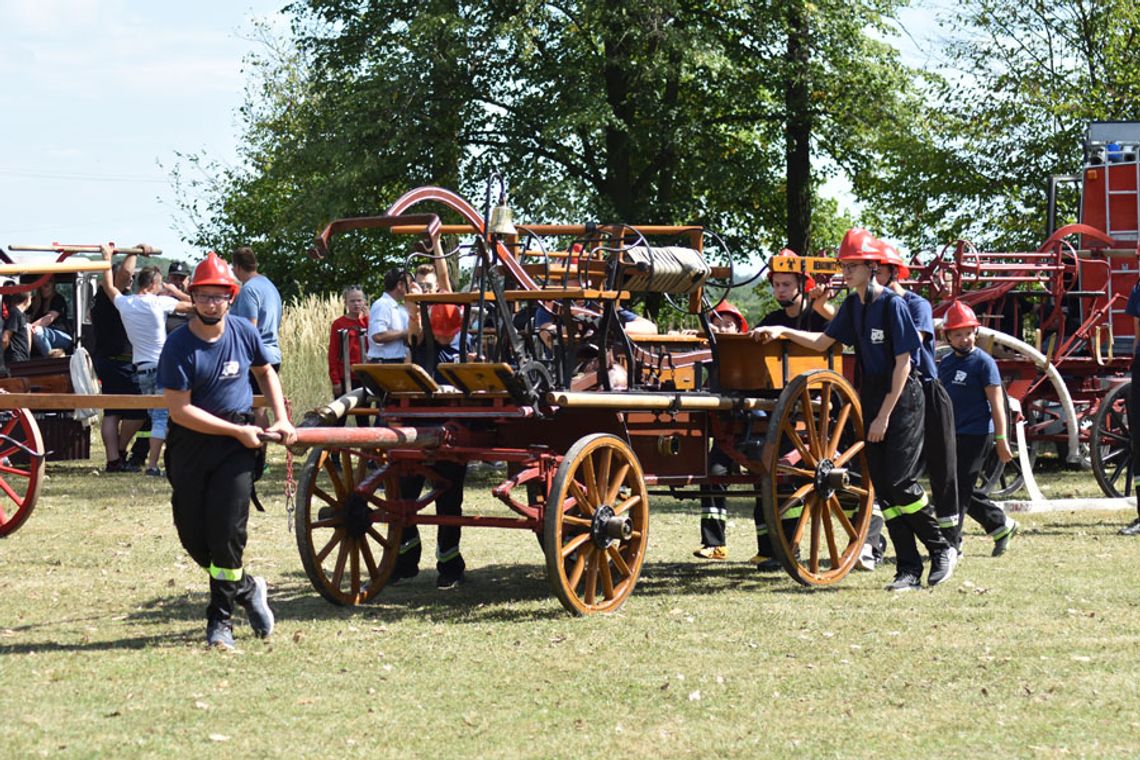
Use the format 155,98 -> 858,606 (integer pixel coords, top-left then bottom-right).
135,365 -> 168,439
32,327 -> 73,356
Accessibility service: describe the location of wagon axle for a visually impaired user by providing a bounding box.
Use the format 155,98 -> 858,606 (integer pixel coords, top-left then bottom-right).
813,460 -> 849,500
590,504 -> 633,548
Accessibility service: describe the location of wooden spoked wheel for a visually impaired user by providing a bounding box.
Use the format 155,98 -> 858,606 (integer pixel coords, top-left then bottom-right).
544,434 -> 649,615
295,446 -> 402,605
0,409 -> 45,538
1091,381 -> 1132,498
760,370 -> 873,586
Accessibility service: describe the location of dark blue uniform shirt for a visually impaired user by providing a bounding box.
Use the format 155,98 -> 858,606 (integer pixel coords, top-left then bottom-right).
825,289 -> 921,379
901,290 -> 938,381
158,315 -> 271,418
938,347 -> 1002,435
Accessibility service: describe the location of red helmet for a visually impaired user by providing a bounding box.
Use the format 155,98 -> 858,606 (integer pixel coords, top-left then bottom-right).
837,228 -> 884,263
878,242 -> 910,280
711,300 -> 748,332
190,251 -> 240,299
430,303 -> 463,341
943,301 -> 980,331
767,248 -> 817,292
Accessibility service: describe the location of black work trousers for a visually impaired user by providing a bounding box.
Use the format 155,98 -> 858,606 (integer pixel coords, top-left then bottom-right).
922,379 -> 959,540
1131,359 -> 1140,519
165,421 -> 258,623
394,460 -> 468,575
862,374 -> 949,575
955,433 -> 1010,542
699,447 -> 732,547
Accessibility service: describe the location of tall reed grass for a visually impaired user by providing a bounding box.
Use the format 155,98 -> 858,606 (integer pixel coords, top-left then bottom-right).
278,292 -> 345,416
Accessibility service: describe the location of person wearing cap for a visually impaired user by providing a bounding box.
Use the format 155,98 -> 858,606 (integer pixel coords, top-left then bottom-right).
693,301 -> 748,560
157,251 -> 296,649
751,228 -> 954,591
939,301 -> 1019,555
872,243 -> 960,564
99,245 -> 195,477
164,260 -> 193,336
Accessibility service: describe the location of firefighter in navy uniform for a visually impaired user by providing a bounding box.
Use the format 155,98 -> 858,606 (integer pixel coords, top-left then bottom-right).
873,244 -> 960,562
939,301 -> 1019,554
752,229 -> 954,591
1123,277 -> 1140,535
156,251 -> 297,649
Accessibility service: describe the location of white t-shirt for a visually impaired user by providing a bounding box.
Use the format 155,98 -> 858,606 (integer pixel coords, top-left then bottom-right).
367,291 -> 408,360
114,293 -> 178,365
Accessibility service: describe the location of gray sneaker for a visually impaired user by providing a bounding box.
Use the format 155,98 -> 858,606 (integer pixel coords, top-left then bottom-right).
240,576 -> 275,638
928,549 -> 955,586
206,618 -> 235,650
1119,518 -> 1140,536
885,572 -> 921,592
992,520 -> 1019,556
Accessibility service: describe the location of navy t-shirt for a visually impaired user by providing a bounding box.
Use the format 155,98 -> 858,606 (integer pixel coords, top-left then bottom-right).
902,290 -> 938,381
158,315 -> 271,417
758,307 -> 829,332
938,347 -> 1002,435
825,290 -> 921,378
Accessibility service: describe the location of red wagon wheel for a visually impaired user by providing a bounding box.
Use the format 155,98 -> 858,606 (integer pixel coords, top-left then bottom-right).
544,434 -> 649,615
760,369 -> 873,586
294,446 -> 402,605
0,409 -> 45,538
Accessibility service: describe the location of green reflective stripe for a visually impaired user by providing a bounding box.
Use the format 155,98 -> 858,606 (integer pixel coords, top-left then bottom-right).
990,523 -> 1013,540
701,507 -> 727,521
882,494 -> 929,522
208,563 -> 243,582
437,546 -> 460,563
755,523 -> 770,537
871,502 -> 883,517
399,536 -> 421,555
937,517 -> 958,529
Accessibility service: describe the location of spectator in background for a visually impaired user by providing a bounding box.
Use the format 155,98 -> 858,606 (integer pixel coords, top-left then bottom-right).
230,247 -> 282,428
368,269 -> 411,364
164,260 -> 193,336
29,276 -> 73,356
92,261 -> 146,472
100,244 -> 195,477
3,290 -> 33,364
327,285 -> 369,398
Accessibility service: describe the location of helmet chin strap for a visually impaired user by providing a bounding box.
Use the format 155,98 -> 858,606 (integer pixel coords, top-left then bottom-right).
861,266 -> 879,305
197,312 -> 222,326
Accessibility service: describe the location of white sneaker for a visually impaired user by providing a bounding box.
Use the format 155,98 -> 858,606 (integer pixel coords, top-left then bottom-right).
855,543 -> 876,572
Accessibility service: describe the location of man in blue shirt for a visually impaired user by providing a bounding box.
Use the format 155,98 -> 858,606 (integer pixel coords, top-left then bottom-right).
157,251 -> 296,649
752,228 -> 953,591
873,244 -> 960,560
939,301 -> 1018,555
1123,279 -> 1140,535
231,246 -> 283,429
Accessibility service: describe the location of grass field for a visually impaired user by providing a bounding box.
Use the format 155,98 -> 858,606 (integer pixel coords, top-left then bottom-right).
2,444 -> 1138,758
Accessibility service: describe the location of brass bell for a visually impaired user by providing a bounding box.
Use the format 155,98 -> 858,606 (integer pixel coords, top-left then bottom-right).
489,201 -> 518,238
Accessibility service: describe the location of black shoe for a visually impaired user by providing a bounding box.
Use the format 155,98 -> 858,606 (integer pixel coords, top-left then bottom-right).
927,549 -> 955,586
1120,518 -> 1140,536
389,563 -> 419,585
436,569 -> 465,589
992,520 -> 1019,556
885,572 -> 921,592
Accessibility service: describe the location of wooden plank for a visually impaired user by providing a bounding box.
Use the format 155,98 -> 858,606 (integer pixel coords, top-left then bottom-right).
0,260 -> 111,275
351,363 -> 441,394
437,362 -> 515,394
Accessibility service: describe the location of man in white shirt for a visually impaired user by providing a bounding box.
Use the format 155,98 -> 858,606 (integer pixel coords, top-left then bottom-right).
368,269 -> 410,363
100,244 -> 194,476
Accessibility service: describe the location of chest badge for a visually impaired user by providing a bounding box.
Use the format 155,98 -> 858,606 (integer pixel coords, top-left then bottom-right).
870,328 -> 885,344
220,361 -> 240,378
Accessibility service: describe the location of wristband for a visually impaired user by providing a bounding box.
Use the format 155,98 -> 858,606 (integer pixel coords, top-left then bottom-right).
994,434 -> 1006,441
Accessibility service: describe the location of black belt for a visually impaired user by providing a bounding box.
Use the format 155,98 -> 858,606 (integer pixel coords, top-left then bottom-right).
219,410 -> 256,424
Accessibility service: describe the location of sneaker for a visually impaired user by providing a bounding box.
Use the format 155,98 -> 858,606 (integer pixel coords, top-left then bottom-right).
693,545 -> 728,561
1119,518 -> 1140,536
205,618 -> 235,650
992,520 -> 1019,556
885,572 -> 921,592
105,459 -> 132,473
855,543 -> 876,572
436,569 -> 465,589
750,554 -> 782,572
927,549 -> 955,587
240,576 -> 274,638
145,467 -> 164,478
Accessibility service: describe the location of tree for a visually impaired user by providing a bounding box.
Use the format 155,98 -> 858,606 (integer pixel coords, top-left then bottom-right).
175,1 -> 919,297
859,0 -> 1140,252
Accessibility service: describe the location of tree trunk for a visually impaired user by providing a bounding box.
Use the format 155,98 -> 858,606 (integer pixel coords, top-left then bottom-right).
785,1 -> 812,254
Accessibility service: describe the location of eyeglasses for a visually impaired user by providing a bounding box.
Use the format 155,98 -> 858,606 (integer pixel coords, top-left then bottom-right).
192,293 -> 232,305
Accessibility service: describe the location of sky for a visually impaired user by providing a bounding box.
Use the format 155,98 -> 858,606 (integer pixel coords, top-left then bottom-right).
0,0 -> 286,263
0,1 -> 948,265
